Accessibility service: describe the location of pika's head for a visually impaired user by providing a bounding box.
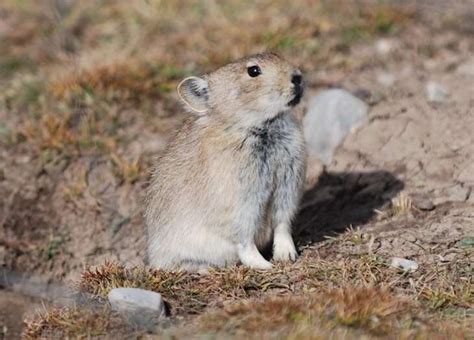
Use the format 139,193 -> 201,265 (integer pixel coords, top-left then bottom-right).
177,53 -> 303,124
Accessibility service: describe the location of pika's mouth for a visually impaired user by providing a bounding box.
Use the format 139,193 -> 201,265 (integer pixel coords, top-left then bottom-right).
288,85 -> 304,107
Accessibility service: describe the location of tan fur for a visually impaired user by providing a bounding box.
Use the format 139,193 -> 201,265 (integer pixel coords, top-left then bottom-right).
145,53 -> 306,270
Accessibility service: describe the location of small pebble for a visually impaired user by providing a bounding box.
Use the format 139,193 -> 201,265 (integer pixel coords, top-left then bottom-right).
425,81 -> 448,103
390,257 -> 419,272
412,197 -> 435,211
375,39 -> 394,55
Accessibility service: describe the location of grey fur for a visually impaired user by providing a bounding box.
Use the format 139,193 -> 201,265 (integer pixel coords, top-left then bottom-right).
145,53 -> 306,271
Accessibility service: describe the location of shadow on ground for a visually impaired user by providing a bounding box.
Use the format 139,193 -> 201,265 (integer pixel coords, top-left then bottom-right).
294,170 -> 404,245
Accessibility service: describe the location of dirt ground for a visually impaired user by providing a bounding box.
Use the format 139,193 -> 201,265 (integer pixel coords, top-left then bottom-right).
0,1 -> 473,338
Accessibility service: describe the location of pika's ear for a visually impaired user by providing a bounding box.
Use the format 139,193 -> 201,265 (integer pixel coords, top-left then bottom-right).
177,76 -> 209,114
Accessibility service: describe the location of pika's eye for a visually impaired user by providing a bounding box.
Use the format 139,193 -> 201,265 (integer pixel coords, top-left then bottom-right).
247,65 -> 261,78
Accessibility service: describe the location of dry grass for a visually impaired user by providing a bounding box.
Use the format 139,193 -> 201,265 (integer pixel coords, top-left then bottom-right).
0,0 -> 418,186
49,60 -> 180,103
22,306 -> 123,339
391,193 -> 413,216
76,255 -> 473,318
188,287 -> 460,339
110,153 -> 142,184
79,261 -> 294,315
22,247 -> 472,338
24,285 -> 468,339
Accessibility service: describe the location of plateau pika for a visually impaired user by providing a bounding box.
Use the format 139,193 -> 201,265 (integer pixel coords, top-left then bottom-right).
145,53 -> 306,271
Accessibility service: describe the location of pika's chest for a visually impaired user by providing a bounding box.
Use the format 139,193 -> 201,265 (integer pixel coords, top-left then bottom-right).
244,116 -> 303,175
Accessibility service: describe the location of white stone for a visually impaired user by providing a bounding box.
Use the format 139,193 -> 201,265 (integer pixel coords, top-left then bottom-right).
390,257 -> 419,272
375,39 -> 394,55
108,287 -> 166,317
426,81 -> 448,103
303,89 -> 368,165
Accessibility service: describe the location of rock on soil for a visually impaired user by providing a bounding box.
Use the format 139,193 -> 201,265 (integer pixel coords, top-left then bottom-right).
108,288 -> 166,323
412,196 -> 435,211
303,89 -> 368,165
375,38 -> 396,55
390,257 -> 419,272
425,81 -> 448,103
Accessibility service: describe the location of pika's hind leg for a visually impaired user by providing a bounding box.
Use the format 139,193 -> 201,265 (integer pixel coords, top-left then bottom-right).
234,177 -> 273,270
271,160 -> 305,262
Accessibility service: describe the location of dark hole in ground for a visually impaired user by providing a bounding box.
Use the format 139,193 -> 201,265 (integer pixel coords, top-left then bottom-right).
294,170 -> 404,245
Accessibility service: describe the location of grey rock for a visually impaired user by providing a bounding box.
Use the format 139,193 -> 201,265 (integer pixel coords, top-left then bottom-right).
412,197 -> 435,211
426,81 -> 448,103
390,257 -> 419,272
303,89 -> 368,165
108,288 -> 166,320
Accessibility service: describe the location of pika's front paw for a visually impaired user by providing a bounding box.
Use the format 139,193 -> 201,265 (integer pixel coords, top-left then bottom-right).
238,244 -> 273,270
273,235 -> 298,262
248,258 -> 273,270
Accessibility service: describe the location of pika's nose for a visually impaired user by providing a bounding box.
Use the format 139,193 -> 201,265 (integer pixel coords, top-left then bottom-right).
291,74 -> 303,86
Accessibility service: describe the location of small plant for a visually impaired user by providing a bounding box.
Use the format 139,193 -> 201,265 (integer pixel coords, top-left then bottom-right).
391,193 -> 413,216
43,234 -> 65,260
18,113 -> 76,154
63,174 -> 88,203
110,153 -> 141,184
23,306 -> 119,339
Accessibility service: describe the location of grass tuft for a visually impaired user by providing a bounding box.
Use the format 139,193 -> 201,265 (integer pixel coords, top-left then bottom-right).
23,257 -> 472,338
391,193 -> 413,215
49,61 -> 181,104
184,286 -> 463,339
23,306 -> 116,339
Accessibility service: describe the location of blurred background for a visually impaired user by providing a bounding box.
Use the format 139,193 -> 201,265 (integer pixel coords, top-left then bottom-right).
0,0 -> 473,338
